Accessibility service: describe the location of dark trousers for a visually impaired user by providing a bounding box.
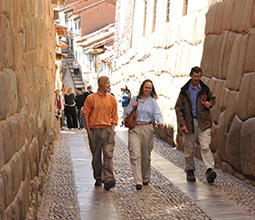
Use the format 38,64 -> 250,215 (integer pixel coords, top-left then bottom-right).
64,106 -> 78,129
74,68 -> 79,75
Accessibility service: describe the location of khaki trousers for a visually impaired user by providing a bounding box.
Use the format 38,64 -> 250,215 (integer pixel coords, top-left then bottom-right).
184,118 -> 215,171
88,127 -> 115,183
128,124 -> 154,185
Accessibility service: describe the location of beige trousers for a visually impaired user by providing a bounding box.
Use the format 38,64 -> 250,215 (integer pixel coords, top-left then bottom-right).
88,127 -> 115,183
128,124 -> 154,185
184,118 -> 215,171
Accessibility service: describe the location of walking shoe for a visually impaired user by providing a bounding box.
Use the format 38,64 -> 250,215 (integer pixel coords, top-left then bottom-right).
206,168 -> 217,184
143,182 -> 149,186
136,184 -> 142,190
94,180 -> 102,187
186,170 -> 196,182
104,179 -> 115,191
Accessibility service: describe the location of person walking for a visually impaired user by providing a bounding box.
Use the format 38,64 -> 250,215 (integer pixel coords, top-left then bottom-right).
73,59 -> 79,76
119,85 -> 131,127
55,89 -> 65,129
82,76 -> 118,191
64,87 -> 78,129
175,66 -> 217,184
125,79 -> 165,190
75,88 -> 85,129
84,85 -> 93,100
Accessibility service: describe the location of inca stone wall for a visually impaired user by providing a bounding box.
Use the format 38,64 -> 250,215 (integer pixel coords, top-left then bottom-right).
112,0 -> 255,183
0,0 -> 59,219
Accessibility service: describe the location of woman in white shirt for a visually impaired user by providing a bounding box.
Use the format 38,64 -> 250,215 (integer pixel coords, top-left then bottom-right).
125,79 -> 165,190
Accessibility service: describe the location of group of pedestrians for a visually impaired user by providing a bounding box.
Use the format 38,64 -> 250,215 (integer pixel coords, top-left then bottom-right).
55,85 -> 93,130
82,66 -> 217,192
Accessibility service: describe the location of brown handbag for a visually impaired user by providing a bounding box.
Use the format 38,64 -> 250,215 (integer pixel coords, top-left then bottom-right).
124,97 -> 138,128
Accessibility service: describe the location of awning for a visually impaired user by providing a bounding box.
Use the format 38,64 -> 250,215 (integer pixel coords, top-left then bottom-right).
55,23 -> 68,36
58,41 -> 68,50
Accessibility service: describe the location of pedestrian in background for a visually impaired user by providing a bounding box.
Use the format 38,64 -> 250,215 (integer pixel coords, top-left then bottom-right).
64,86 -> 78,129
55,89 -> 65,129
125,79 -> 165,190
83,76 -> 118,191
119,85 -> 131,127
75,88 -> 85,129
84,85 -> 93,100
73,59 -> 79,76
175,66 -> 217,184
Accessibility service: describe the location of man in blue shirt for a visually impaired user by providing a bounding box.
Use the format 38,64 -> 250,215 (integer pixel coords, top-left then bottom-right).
175,66 -> 217,184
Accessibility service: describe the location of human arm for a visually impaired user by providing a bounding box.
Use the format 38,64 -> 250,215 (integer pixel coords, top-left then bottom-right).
175,93 -> 189,134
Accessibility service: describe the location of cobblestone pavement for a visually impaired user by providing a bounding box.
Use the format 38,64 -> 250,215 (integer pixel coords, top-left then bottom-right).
37,133 -> 81,220
37,129 -> 255,219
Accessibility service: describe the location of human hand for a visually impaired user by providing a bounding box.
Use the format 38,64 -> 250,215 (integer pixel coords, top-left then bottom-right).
160,123 -> 165,129
133,101 -> 138,108
203,101 -> 211,108
181,126 -> 189,134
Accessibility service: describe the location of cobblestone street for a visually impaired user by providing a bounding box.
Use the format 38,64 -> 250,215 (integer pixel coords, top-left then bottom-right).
37,127 -> 255,220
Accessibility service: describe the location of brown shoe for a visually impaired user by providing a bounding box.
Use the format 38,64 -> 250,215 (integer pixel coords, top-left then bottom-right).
143,182 -> 149,186
186,170 -> 196,182
136,184 -> 142,190
104,179 -> 115,191
206,168 -> 217,184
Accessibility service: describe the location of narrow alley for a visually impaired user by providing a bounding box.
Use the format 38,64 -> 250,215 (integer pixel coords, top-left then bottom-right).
37,128 -> 255,219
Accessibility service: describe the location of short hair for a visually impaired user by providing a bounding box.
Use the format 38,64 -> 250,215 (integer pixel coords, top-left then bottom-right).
87,85 -> 92,90
190,66 -> 202,76
98,76 -> 109,88
55,89 -> 60,93
77,88 -> 82,92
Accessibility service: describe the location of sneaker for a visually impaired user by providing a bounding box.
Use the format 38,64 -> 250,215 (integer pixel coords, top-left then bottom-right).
186,169 -> 196,182
104,179 -> 115,191
94,180 -> 102,187
206,168 -> 217,184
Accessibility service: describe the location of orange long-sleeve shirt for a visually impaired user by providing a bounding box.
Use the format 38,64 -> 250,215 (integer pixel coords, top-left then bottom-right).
82,90 -> 118,128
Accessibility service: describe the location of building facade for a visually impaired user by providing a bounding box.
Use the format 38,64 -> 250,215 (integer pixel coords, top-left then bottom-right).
113,0 -> 255,184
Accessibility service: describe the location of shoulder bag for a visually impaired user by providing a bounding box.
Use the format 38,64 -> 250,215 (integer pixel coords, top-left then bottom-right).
124,96 -> 138,128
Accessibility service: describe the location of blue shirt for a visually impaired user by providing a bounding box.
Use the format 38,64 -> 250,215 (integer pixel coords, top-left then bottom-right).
120,91 -> 130,107
125,96 -> 164,124
188,82 -> 201,117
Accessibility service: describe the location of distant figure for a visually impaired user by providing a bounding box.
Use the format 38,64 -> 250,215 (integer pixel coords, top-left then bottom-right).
108,88 -> 115,97
55,89 -> 65,129
75,88 -> 86,129
175,66 -> 217,184
119,85 -> 131,127
83,76 -> 118,191
64,87 -> 78,129
73,59 -> 79,76
125,79 -> 164,190
84,85 -> 93,100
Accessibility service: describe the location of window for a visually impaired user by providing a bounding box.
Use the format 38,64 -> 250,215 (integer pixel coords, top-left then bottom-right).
183,0 -> 188,16
166,0 -> 170,22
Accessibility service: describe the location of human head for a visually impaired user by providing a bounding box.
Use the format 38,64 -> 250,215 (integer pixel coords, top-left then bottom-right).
190,66 -> 202,87
77,88 -> 82,95
190,66 -> 202,77
138,79 -> 158,99
55,89 -> 60,96
121,85 -> 127,92
66,86 -> 73,95
86,85 -> 92,91
98,76 -> 110,93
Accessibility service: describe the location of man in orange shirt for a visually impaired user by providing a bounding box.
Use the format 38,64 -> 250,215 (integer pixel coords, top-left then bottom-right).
83,76 -> 118,190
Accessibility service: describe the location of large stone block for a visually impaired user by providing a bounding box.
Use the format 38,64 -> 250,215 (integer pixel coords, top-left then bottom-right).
0,122 -> 4,167
222,0 -> 235,30
1,120 -> 12,163
240,117 -> 255,178
244,29 -> 255,73
205,4 -> 217,35
193,9 -> 207,45
247,72 -> 255,118
236,73 -> 253,121
201,35 -> 218,78
213,1 -> 224,34
226,34 -> 242,90
225,91 -> 238,132
231,0 -> 246,32
8,114 -> 20,153
2,164 -> 13,208
225,115 -> 242,172
0,14 -> 8,70
0,172 -> 4,219
11,152 -> 23,199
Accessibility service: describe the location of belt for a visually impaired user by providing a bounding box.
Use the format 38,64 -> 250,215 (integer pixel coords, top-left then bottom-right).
135,122 -> 152,126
